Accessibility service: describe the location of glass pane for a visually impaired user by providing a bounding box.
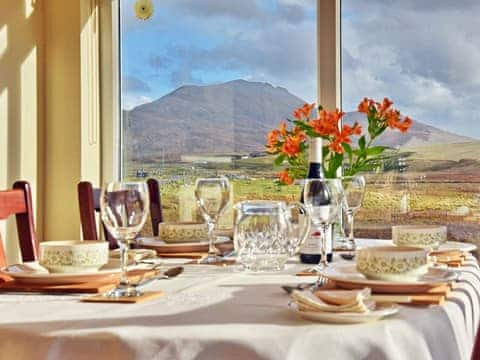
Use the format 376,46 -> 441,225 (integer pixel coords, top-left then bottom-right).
342,0 -> 480,244
120,0 -> 317,233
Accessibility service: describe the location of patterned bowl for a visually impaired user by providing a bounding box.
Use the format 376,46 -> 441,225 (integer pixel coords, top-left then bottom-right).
356,246 -> 430,281
39,241 -> 109,273
392,225 -> 447,249
158,222 -> 209,243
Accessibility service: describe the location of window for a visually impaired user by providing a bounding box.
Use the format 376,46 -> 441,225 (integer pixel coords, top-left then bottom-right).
342,0 -> 480,242
120,0 -> 317,229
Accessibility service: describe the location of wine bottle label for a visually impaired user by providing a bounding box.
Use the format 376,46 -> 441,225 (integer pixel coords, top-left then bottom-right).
300,224 -> 333,255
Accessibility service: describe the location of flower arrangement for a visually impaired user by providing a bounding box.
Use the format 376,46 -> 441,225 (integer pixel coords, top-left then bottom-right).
266,98 -> 412,184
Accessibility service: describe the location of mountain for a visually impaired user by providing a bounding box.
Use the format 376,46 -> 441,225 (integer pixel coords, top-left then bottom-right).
124,79 -> 305,160
123,80 -> 473,161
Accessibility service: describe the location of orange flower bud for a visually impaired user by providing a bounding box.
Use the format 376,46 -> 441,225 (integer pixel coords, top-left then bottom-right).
279,170 -> 294,185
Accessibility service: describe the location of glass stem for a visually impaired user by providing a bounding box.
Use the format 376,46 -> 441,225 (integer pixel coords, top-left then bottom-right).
119,240 -> 130,286
207,221 -> 217,258
347,209 -> 355,242
318,224 -> 328,268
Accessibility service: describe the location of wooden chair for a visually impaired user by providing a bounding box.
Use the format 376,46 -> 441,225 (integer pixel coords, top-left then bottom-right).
472,324 -> 480,360
77,178 -> 163,249
0,181 -> 38,267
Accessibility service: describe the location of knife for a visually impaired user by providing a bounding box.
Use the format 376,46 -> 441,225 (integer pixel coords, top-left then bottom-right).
135,266 -> 184,288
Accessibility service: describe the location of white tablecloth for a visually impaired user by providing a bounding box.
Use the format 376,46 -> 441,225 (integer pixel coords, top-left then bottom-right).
0,240 -> 479,360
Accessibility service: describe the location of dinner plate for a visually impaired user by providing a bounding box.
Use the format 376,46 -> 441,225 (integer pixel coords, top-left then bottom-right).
136,236 -> 231,253
434,241 -> 477,254
1,261 -> 122,285
288,302 -> 398,324
320,263 -> 458,293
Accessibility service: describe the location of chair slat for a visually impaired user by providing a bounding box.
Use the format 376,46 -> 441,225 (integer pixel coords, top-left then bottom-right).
0,181 -> 38,265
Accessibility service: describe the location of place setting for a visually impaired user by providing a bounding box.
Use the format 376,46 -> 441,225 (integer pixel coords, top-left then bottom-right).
282,177 -> 469,324
137,177 -> 236,265
0,181 -> 186,303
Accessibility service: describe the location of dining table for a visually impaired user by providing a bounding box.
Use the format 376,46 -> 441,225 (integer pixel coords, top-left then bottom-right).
0,239 -> 478,360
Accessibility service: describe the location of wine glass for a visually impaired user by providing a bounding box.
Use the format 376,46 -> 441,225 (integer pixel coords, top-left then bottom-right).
195,177 -> 231,264
101,181 -> 149,297
342,175 -> 366,252
303,178 -> 345,273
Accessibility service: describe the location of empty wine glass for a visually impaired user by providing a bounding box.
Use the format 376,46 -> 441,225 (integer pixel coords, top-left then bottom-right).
101,181 -> 149,297
342,175 -> 366,251
195,177 -> 231,264
303,178 -> 345,273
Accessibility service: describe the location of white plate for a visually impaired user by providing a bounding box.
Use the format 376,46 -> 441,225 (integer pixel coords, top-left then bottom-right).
436,241 -> 477,253
1,261 -> 122,285
320,263 -> 458,286
288,302 -> 398,324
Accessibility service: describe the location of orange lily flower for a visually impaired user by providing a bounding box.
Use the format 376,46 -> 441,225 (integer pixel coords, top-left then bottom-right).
281,135 -> 303,157
358,98 -> 374,113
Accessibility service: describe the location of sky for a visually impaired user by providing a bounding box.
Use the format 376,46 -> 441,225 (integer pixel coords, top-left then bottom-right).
121,0 -> 480,138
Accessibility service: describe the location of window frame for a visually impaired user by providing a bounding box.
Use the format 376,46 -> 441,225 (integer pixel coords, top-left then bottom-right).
108,0 -> 340,180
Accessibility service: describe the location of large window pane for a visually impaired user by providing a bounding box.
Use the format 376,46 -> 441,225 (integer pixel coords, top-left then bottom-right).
120,0 -> 317,231
342,0 -> 480,244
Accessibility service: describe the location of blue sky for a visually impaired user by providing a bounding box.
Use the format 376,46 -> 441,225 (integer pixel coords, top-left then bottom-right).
121,0 -> 480,138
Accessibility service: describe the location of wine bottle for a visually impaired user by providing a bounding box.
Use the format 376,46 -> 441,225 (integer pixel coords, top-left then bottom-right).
299,137 -> 333,264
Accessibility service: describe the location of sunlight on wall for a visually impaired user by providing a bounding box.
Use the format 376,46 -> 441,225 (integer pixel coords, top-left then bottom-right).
0,88 -> 8,258
24,0 -> 35,18
0,24 -> 6,59
0,87 -> 7,189
20,46 -> 38,194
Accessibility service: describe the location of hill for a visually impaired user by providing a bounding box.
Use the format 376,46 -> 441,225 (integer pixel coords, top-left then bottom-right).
123,80 -> 474,161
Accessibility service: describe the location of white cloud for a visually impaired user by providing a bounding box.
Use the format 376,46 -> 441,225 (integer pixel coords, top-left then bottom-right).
342,0 -> 480,138
122,94 -> 153,110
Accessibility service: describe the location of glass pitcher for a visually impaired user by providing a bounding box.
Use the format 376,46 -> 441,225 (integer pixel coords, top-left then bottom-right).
233,200 -> 311,271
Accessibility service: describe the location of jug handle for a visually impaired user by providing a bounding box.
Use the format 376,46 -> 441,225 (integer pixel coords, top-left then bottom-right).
288,202 -> 311,254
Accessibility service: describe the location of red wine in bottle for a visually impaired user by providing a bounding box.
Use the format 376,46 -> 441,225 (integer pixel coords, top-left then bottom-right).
299,137 -> 333,264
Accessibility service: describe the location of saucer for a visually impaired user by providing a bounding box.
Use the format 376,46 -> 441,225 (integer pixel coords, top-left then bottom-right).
288,302 -> 398,324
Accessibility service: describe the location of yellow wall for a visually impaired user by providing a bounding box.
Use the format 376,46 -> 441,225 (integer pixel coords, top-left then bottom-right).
0,0 -> 87,262
0,0 -> 45,261
43,0 -> 82,241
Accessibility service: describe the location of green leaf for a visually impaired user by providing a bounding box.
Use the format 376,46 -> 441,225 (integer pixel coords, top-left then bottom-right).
365,146 -> 387,156
274,154 -> 286,166
359,135 -> 366,150
342,143 -> 352,154
326,152 -> 343,178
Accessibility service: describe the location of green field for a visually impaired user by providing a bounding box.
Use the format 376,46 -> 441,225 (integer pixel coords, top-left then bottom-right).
125,145 -> 480,247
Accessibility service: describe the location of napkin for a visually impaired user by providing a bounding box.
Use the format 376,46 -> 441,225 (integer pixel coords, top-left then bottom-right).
291,288 -> 373,313
109,249 -> 157,263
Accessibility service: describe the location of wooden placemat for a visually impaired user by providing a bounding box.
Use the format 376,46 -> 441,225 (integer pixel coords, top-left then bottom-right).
82,291 -> 163,304
0,268 -> 160,294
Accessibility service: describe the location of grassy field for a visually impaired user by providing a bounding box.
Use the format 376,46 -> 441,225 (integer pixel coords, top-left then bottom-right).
125,145 -> 480,246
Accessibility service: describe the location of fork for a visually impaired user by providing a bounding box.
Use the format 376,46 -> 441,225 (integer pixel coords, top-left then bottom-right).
282,275 -> 329,294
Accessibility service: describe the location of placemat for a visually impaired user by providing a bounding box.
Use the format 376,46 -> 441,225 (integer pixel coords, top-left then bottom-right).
82,291 -> 163,304
0,268 -> 160,294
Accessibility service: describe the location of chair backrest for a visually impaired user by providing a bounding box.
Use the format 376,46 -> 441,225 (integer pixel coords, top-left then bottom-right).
78,179 -> 163,248
147,178 -> 163,236
472,324 -> 480,360
0,181 -> 38,267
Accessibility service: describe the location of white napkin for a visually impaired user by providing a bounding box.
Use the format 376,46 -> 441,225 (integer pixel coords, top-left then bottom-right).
291,288 -> 373,313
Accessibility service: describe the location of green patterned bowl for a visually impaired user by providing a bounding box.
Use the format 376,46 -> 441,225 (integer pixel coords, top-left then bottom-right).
392,225 -> 447,249
39,241 -> 109,273
356,246 -> 430,281
159,222 -> 208,243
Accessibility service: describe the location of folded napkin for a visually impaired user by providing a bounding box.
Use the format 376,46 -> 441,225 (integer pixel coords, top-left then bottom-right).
291,288 -> 373,313
109,249 -> 157,263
